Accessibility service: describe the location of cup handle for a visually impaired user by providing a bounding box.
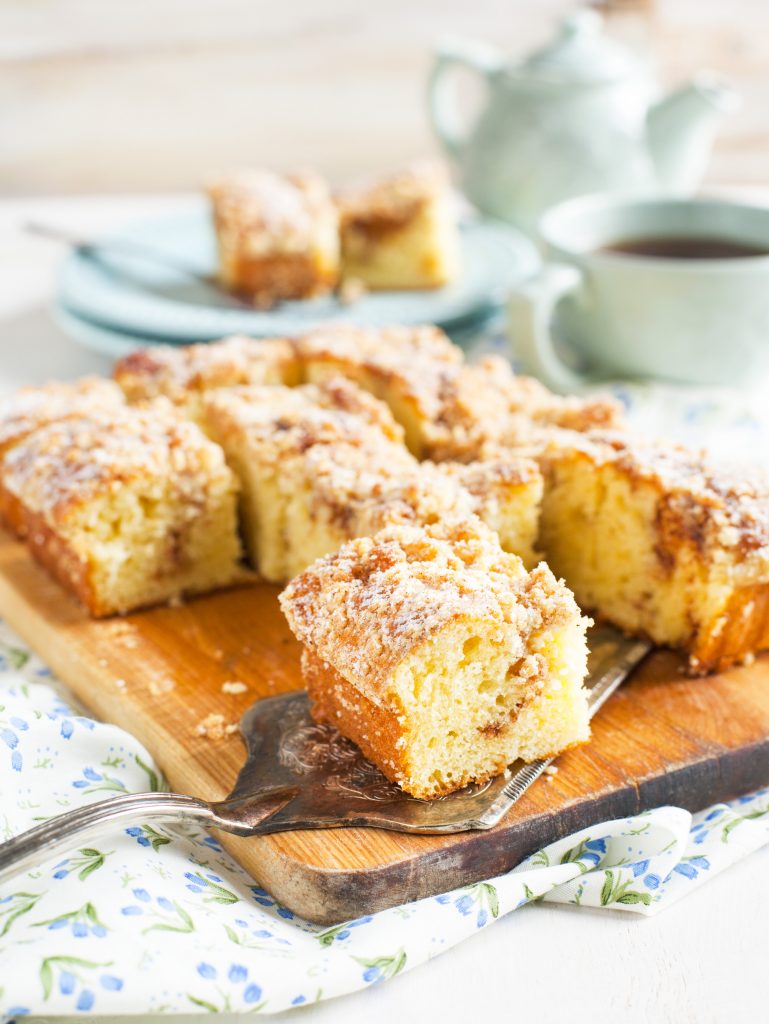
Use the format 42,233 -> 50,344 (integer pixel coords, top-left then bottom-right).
427,40 -> 502,161
508,263 -> 590,394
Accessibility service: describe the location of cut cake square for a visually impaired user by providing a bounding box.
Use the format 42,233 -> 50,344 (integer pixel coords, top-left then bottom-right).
207,170 -> 339,305
2,403 -> 243,616
537,430 -> 769,673
202,378 -> 412,581
0,377 -> 125,536
335,162 -> 460,290
280,518 -> 591,799
434,458 -> 543,567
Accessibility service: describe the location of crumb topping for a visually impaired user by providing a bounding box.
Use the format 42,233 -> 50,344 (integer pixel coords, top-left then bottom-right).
0,377 -> 125,452
221,680 -> 248,694
3,402 -> 235,523
551,430 -> 769,562
208,170 -> 336,253
296,327 -> 622,460
280,518 -> 580,702
113,336 -> 297,404
203,377 -> 406,453
195,712 -> 238,740
336,161 -> 450,232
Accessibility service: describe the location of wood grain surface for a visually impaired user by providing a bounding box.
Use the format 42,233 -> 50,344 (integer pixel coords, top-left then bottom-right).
2,525 -> 769,924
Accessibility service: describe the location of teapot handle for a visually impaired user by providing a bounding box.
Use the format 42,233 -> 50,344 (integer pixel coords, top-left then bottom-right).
507,263 -> 592,394
428,39 -> 502,161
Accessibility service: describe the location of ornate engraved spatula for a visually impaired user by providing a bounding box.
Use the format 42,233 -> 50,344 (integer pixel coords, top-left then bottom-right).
0,626 -> 649,886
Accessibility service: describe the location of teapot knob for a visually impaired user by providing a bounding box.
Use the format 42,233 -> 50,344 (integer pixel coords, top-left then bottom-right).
561,8 -> 603,38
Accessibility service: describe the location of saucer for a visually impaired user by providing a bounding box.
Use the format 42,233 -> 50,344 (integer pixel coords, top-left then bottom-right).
57,200 -> 539,343
54,301 -> 504,360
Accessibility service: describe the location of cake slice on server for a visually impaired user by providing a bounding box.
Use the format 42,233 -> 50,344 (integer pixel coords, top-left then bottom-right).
280,518 -> 591,800
202,378 -> 544,581
0,377 -> 126,536
1,402 -> 243,616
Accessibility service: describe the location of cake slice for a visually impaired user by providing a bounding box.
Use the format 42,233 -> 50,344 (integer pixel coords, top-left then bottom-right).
335,162 -> 460,290
113,335 -> 301,423
207,169 -> 339,305
433,458 -> 543,566
296,323 -> 471,458
203,378 -> 543,580
296,324 -> 623,461
202,379 -> 412,581
0,377 -> 126,536
537,430 -> 769,673
2,403 -> 243,616
280,518 -> 591,799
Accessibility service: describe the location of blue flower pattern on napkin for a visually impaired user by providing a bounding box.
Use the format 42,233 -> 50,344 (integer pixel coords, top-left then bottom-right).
1,613 -> 769,1016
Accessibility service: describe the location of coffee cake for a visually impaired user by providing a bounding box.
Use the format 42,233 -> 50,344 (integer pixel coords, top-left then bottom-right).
280,518 -> 590,799
2,403 -> 243,616
336,162 -> 460,290
208,170 -> 339,304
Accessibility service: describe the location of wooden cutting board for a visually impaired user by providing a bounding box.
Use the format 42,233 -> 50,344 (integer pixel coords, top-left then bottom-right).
2,525 -> 769,924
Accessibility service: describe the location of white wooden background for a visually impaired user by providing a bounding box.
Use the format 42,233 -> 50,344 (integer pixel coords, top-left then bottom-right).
1,0 -> 768,194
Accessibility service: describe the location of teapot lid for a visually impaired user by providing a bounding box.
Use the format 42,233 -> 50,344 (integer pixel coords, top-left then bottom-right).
521,9 -> 640,83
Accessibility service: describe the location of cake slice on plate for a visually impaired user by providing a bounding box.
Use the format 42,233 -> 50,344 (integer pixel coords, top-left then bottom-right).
207,169 -> 339,305
536,430 -> 769,673
113,335 -> 301,423
2,402 -> 243,616
280,517 -> 591,799
0,377 -> 126,536
335,162 -> 460,290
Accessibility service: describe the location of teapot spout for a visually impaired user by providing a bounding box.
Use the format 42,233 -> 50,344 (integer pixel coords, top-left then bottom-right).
646,73 -> 739,193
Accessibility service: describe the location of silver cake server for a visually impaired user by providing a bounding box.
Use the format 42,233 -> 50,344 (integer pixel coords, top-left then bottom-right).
0,626 -> 650,886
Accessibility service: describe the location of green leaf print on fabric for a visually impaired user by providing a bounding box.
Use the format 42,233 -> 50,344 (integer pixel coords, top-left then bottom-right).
599,869 -> 652,908
0,891 -> 42,938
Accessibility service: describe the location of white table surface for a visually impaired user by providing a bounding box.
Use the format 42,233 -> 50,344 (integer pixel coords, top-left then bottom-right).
3,195 -> 767,1024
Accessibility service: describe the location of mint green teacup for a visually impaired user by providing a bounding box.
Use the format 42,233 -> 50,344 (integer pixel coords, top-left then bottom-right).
508,194 -> 769,392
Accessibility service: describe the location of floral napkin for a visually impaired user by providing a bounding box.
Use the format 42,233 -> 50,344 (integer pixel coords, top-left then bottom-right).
2,619 -> 769,1018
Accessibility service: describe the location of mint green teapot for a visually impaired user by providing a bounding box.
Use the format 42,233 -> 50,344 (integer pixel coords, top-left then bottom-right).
428,10 -> 738,235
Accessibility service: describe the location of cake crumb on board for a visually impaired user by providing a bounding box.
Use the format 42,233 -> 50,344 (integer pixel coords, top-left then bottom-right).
196,712 -> 238,740
221,680 -> 248,694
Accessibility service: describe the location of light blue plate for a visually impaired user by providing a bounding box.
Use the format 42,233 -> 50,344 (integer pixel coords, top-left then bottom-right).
54,300 -> 504,361
57,200 -> 539,343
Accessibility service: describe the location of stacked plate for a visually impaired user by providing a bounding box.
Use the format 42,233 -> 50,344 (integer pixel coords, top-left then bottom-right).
56,199 -> 540,356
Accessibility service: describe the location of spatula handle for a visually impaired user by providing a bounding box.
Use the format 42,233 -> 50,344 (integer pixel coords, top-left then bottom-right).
0,792 -> 216,887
